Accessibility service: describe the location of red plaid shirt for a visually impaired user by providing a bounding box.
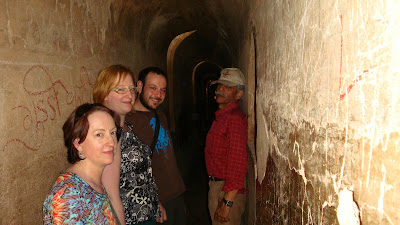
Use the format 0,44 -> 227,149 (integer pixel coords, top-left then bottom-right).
205,102 -> 247,193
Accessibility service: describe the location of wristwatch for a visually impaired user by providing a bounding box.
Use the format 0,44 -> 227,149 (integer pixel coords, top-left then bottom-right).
222,198 -> 234,207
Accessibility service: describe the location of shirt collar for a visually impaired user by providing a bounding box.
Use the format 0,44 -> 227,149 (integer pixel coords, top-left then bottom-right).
215,101 -> 239,117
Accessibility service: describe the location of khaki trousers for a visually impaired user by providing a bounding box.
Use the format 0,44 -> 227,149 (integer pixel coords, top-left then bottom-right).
208,181 -> 246,225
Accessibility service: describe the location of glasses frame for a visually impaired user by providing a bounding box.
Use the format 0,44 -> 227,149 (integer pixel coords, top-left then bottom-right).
111,86 -> 140,95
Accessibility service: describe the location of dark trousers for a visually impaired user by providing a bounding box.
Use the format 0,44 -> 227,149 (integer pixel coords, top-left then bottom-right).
158,194 -> 186,225
137,220 -> 157,225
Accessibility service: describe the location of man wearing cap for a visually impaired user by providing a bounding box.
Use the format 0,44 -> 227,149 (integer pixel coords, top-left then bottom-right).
205,68 -> 248,225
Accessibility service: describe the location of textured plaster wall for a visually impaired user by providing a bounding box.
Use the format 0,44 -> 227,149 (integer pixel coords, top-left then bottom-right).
1,0 -> 399,224
244,0 -> 400,224
0,1 -> 156,224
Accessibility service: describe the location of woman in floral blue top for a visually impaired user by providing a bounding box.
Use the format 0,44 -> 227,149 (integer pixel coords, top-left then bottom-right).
43,103 -> 121,224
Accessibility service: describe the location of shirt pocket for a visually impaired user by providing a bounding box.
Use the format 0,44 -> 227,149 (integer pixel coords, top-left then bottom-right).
210,121 -> 227,139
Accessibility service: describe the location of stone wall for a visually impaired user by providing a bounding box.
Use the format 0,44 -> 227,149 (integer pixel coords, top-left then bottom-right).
244,0 -> 400,224
0,1 -> 159,223
1,0 -> 399,224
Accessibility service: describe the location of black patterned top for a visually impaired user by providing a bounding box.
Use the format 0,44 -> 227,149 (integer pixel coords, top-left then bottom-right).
120,122 -> 160,224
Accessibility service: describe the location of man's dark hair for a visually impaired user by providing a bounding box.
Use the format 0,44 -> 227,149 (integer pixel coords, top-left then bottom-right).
138,67 -> 167,86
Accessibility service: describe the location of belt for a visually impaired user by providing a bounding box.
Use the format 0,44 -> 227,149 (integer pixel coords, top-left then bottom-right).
209,176 -> 224,181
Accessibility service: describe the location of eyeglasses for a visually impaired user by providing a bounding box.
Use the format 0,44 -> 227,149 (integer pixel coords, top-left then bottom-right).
111,87 -> 139,94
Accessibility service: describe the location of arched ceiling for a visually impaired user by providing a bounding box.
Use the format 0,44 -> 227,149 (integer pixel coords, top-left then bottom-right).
111,0 -> 250,68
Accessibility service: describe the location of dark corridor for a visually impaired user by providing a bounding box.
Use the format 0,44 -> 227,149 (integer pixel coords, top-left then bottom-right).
172,63 -> 221,225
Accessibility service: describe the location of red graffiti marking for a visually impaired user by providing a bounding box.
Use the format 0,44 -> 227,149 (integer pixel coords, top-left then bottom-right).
75,66 -> 93,89
74,66 -> 94,106
22,65 -> 74,117
3,65 -> 93,152
339,69 -> 373,100
4,138 -> 43,152
222,71 -> 231,77
338,14 -> 373,100
339,14 -> 343,93
12,105 -> 32,131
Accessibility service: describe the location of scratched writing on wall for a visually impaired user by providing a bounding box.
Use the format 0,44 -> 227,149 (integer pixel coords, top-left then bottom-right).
3,65 -> 93,151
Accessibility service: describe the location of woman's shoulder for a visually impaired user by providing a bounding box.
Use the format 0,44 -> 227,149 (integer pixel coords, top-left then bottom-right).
48,172 -> 83,196
43,173 -> 82,213
43,173 -> 88,224
126,110 -> 153,123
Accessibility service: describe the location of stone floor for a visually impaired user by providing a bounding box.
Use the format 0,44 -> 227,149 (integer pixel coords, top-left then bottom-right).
183,167 -> 211,225
175,137 -> 212,225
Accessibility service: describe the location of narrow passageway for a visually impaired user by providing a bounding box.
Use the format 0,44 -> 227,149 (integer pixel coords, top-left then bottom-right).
173,63 -> 220,225
1,1 -> 399,224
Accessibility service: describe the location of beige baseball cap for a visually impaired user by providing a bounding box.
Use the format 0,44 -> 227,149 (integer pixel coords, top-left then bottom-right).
211,68 -> 245,87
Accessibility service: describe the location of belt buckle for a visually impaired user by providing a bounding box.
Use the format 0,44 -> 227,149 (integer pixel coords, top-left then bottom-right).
209,176 -> 221,181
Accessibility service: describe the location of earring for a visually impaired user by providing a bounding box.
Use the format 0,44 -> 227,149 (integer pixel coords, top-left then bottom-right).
79,152 -> 83,158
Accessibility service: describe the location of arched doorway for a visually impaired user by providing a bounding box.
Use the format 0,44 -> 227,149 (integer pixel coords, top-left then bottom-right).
191,60 -> 222,136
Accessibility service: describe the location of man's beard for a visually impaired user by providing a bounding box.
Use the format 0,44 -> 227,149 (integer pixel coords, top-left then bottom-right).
140,93 -> 158,110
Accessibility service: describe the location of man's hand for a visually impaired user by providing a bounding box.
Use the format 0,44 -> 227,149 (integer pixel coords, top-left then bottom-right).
156,203 -> 167,223
214,198 -> 231,223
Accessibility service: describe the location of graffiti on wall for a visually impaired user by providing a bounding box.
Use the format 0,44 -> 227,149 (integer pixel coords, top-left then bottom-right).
338,14 -> 375,101
2,65 -> 93,152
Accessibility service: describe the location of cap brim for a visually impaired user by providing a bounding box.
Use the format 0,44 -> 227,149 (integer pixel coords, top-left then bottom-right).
210,80 -> 239,87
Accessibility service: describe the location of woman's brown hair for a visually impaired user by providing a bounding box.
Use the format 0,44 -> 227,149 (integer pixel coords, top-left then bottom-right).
62,103 -> 120,164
